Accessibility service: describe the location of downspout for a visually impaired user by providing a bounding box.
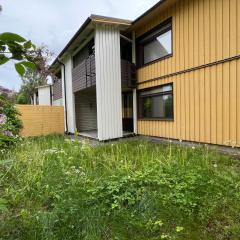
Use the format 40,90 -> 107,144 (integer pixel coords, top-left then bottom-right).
132,31 -> 137,134
49,85 -> 53,106
57,59 -> 69,133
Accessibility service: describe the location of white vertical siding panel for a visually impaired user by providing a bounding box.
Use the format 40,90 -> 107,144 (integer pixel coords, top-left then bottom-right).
61,58 -> 75,133
53,98 -> 63,106
133,89 -> 138,134
132,32 -> 138,134
38,87 -> 51,106
95,24 -> 123,141
33,93 -> 37,105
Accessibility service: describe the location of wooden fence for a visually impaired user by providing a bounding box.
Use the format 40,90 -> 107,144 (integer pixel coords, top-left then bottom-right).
16,105 -> 65,137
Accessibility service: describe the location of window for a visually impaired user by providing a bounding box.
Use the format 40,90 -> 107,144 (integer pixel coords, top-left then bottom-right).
138,84 -> 173,120
137,18 -> 172,67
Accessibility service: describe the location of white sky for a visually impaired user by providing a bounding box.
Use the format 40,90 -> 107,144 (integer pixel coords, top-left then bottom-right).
0,0 -> 159,91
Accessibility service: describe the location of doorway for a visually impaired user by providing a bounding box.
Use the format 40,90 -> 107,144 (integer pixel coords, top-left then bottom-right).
122,92 -> 133,132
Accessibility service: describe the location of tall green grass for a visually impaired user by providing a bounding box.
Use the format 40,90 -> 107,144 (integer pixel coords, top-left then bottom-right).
0,135 -> 240,239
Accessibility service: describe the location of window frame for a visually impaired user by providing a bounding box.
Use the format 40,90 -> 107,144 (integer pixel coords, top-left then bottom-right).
136,18 -> 173,68
137,83 -> 174,121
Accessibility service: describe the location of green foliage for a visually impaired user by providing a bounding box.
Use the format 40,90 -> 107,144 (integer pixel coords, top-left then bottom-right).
16,92 -> 30,104
19,69 -> 47,101
14,62 -> 25,76
0,32 -> 36,76
0,32 -> 26,43
0,96 -> 22,147
0,136 -> 240,239
0,91 -> 17,104
17,45 -> 54,101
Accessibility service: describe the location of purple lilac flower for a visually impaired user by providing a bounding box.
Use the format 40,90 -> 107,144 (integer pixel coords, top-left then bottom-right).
0,114 -> 7,125
3,130 -> 13,137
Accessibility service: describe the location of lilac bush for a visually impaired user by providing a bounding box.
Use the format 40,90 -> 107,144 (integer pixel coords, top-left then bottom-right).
2,130 -> 14,137
0,96 -> 23,147
0,114 -> 7,125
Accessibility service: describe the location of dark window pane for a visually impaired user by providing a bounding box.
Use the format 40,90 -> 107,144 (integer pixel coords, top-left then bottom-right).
164,94 -> 173,118
142,94 -> 173,118
142,97 -> 152,118
139,84 -> 173,119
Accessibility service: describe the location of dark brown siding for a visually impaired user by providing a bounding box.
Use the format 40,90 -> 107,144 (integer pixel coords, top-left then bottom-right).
72,54 -> 136,92
121,59 -> 136,89
52,79 -> 62,101
72,54 -> 96,93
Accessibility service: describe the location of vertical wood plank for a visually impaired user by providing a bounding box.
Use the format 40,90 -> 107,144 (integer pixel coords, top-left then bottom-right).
185,72 -> 190,140
199,68 -> 205,142
229,61 -> 237,146
193,0 -> 199,67
189,71 -> 195,141
229,0 -> 237,56
237,60 -> 240,146
216,64 -> 223,144
204,0 -> 210,64
198,0 -> 205,65
216,0 -> 223,60
204,67 -> 211,143
210,65 -> 217,144
179,0 -> 185,71
238,0 -> 240,54
188,0 -> 194,68
180,74 -> 186,140
222,62 -> 230,145
222,0 -> 230,59
194,70 -> 200,142
183,0 -> 189,69
210,0 -> 216,62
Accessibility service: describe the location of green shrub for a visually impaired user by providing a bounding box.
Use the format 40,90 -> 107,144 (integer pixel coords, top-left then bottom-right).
0,96 -> 23,147
16,92 -> 30,104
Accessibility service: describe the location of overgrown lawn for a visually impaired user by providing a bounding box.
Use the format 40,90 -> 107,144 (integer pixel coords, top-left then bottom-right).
0,135 -> 240,239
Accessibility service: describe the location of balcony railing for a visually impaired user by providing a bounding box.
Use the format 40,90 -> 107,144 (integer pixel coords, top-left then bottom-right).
72,54 -> 136,93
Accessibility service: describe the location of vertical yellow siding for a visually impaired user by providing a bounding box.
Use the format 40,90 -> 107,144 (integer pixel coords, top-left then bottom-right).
134,0 -> 240,147
237,60 -> 240,145
135,0 -> 239,83
216,64 -> 223,145
137,59 -> 240,147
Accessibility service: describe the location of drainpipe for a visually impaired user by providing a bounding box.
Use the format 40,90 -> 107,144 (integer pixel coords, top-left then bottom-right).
49,85 -> 53,106
132,32 -> 137,134
57,59 -> 69,134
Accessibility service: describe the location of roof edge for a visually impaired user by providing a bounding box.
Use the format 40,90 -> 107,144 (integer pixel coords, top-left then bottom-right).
91,14 -> 132,25
50,14 -> 132,70
36,84 -> 52,89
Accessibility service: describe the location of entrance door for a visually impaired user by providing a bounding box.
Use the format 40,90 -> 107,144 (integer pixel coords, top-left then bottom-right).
122,92 -> 133,132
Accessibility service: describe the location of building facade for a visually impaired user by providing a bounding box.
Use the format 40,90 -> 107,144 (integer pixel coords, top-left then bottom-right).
51,0 -> 240,147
